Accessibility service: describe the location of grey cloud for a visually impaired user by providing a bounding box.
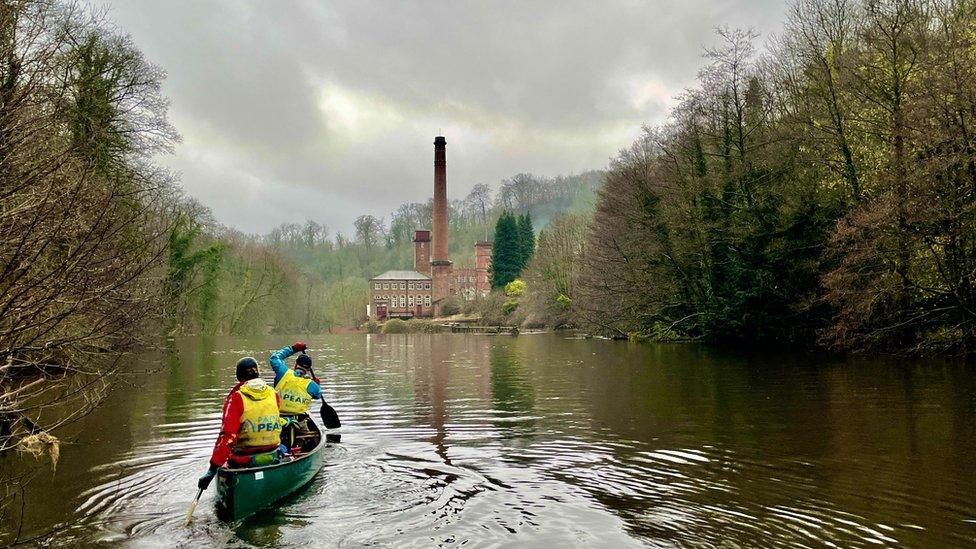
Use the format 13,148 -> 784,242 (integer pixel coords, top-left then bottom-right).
99,0 -> 787,234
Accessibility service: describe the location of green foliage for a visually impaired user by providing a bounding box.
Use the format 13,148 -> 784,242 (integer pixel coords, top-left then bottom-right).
575,12 -> 976,352
410,319 -> 440,333
518,213 -> 588,329
319,277 -> 369,330
505,279 -> 526,297
379,318 -> 439,333
166,215 -> 225,332
381,318 -> 409,333
361,320 -> 381,333
169,167 -> 596,335
176,170 -> 603,336
0,2 -> 185,510
195,247 -> 223,330
491,212 -> 522,288
167,216 -> 202,293
502,299 -> 519,315
69,33 -> 131,171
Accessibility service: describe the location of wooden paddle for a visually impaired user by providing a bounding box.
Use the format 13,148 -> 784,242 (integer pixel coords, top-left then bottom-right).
184,488 -> 203,526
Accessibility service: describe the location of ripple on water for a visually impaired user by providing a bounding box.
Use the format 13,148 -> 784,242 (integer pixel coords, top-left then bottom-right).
33,335 -> 976,548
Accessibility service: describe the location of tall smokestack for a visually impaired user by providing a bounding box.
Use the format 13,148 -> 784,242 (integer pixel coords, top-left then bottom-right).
432,136 -> 448,262
430,136 -> 452,313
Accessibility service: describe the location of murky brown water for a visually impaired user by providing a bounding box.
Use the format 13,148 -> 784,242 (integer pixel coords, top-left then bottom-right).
6,333 -> 976,547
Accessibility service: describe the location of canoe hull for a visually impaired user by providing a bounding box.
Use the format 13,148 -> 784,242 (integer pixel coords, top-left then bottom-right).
214,422 -> 325,522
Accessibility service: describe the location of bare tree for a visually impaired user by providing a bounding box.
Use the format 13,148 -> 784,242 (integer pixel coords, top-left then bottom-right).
0,3 -> 180,541
464,183 -> 492,224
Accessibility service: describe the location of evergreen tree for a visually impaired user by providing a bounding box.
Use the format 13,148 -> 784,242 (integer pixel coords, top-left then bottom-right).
517,213 -> 535,269
491,212 -> 521,288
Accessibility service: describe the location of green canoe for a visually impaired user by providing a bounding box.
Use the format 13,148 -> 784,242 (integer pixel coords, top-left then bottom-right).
214,419 -> 326,522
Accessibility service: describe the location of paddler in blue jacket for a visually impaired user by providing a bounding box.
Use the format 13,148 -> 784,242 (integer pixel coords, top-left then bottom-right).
270,341 -> 322,447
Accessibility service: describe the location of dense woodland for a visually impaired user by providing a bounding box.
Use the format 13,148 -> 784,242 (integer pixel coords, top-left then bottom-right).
571,0 -> 976,353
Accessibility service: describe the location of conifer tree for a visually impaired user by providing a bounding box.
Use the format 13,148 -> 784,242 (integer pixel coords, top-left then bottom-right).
491,212 -> 521,288
517,213 -> 535,269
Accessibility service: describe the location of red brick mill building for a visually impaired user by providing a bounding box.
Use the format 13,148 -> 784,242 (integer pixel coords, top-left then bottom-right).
369,137 -> 491,321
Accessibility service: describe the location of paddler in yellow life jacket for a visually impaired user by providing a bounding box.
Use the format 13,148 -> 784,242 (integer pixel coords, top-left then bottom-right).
270,342 -> 323,446
198,357 -> 287,491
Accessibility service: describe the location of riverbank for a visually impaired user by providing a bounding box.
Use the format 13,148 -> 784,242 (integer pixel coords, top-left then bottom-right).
363,317 -> 530,335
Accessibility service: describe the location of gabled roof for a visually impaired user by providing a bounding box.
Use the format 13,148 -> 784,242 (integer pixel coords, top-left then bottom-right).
371,270 -> 431,281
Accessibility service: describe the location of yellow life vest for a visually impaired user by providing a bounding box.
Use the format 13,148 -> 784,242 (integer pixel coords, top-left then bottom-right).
275,369 -> 313,415
236,379 -> 282,447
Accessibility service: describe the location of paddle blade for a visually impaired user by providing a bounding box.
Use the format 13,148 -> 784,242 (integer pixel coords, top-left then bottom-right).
320,402 -> 341,429
183,488 -> 203,526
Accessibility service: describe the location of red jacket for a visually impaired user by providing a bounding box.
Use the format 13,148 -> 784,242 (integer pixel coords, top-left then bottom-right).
209,380 -> 282,467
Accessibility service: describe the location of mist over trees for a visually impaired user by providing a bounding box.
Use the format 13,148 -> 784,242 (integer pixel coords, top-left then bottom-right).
164,169 -> 602,336
575,0 -> 976,353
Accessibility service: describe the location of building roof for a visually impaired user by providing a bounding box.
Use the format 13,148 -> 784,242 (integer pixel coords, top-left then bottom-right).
371,270 -> 431,281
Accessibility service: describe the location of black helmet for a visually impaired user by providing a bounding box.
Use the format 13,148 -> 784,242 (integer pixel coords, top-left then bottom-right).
236,357 -> 259,381
295,353 -> 312,370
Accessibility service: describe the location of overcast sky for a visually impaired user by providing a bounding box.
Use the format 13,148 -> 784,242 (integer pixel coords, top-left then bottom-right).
97,1 -> 787,235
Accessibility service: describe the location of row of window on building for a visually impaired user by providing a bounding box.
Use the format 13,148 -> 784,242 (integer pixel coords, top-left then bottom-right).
455,275 -> 476,283
378,294 -> 431,308
375,281 -> 431,291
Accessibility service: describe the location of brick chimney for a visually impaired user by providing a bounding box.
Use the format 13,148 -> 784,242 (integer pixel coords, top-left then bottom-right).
413,229 -> 431,275
432,136 -> 448,262
430,136 -> 452,312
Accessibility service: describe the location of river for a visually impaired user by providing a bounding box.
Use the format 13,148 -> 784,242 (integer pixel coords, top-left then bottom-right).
7,333 -> 976,547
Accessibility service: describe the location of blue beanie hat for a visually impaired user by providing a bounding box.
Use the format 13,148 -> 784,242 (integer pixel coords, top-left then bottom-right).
296,354 -> 312,368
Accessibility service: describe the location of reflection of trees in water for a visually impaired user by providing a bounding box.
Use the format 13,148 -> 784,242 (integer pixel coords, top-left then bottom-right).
162,334 -> 224,420
489,343 -> 536,437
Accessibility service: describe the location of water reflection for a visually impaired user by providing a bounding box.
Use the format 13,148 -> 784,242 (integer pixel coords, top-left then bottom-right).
489,343 -> 537,438
4,334 -> 975,547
